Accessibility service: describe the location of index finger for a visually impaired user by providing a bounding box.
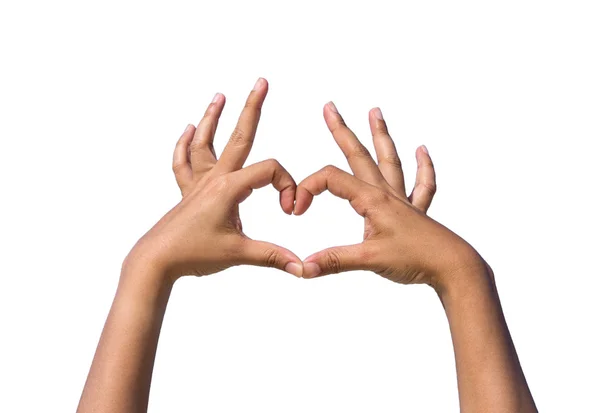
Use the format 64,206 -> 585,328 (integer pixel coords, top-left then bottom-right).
228,158 -> 297,215
216,78 -> 268,172
294,165 -> 376,216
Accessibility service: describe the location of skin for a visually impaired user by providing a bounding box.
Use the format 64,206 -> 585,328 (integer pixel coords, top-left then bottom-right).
295,102 -> 538,412
77,80 -> 537,413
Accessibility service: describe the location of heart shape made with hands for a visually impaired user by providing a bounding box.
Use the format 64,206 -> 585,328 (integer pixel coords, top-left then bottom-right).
162,78 -> 438,284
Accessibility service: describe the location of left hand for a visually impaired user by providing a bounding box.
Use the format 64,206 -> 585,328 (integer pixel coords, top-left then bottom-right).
124,78 -> 303,283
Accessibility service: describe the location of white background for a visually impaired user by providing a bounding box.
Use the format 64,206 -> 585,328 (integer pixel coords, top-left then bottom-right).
1,1 -> 599,412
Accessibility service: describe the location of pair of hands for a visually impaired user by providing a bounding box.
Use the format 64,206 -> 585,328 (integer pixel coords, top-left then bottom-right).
126,78 -> 480,290
81,78 -> 536,413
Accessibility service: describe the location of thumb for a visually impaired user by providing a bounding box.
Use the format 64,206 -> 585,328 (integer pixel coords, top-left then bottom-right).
302,243 -> 371,278
240,239 -> 303,277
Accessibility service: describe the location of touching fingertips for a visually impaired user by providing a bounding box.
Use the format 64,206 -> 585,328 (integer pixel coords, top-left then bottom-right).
280,189 -> 296,215
293,202 -> 307,215
302,262 -> 322,278
292,188 -> 312,215
284,262 -> 303,277
292,199 -> 302,215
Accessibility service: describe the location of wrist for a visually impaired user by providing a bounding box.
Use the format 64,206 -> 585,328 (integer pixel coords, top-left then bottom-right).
432,251 -> 494,302
122,238 -> 176,281
120,251 -> 175,305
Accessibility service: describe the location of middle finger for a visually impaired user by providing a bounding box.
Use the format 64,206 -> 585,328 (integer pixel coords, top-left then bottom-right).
216,78 -> 269,173
323,102 -> 385,186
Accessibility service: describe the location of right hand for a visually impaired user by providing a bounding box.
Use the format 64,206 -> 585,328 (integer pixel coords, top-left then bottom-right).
294,102 -> 483,289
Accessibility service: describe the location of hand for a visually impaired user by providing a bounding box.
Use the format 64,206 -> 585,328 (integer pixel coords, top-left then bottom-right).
294,102 -> 481,289
124,78 -> 303,282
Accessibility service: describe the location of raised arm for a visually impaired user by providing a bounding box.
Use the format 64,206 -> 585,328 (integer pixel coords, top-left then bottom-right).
77,79 -> 303,413
294,103 -> 537,412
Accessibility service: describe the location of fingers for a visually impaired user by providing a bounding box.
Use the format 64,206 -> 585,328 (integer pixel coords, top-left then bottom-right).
228,158 -> 297,215
302,243 -> 373,278
408,145 -> 437,212
189,93 -> 226,174
217,78 -> 269,172
172,124 -> 196,190
239,239 -> 303,277
323,102 -> 384,186
294,165 -> 377,217
369,107 -> 406,196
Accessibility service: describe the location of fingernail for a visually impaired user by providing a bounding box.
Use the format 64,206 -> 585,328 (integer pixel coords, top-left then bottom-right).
303,262 -> 321,278
284,262 -> 303,277
373,107 -> 383,120
212,93 -> 221,103
253,78 -> 264,91
327,101 -> 338,113
421,145 -> 429,155
183,124 -> 193,133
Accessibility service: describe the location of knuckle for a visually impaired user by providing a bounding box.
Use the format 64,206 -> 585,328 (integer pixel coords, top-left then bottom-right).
329,118 -> 347,133
324,250 -> 343,274
244,98 -> 262,111
210,174 -> 231,194
265,158 -> 281,170
419,181 -> 437,195
263,248 -> 280,268
380,155 -> 402,169
172,161 -> 186,174
364,189 -> 390,206
200,109 -> 213,124
422,158 -> 435,168
346,143 -> 371,160
179,186 -> 189,197
229,127 -> 248,146
354,245 -> 375,268
322,165 -> 339,177
360,245 -> 376,263
204,103 -> 217,117
226,236 -> 245,259
376,122 -> 389,133
219,174 -> 232,187
189,139 -> 203,153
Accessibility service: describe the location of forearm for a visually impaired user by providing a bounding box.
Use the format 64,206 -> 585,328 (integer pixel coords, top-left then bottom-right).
437,259 -> 537,413
77,261 -> 173,413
